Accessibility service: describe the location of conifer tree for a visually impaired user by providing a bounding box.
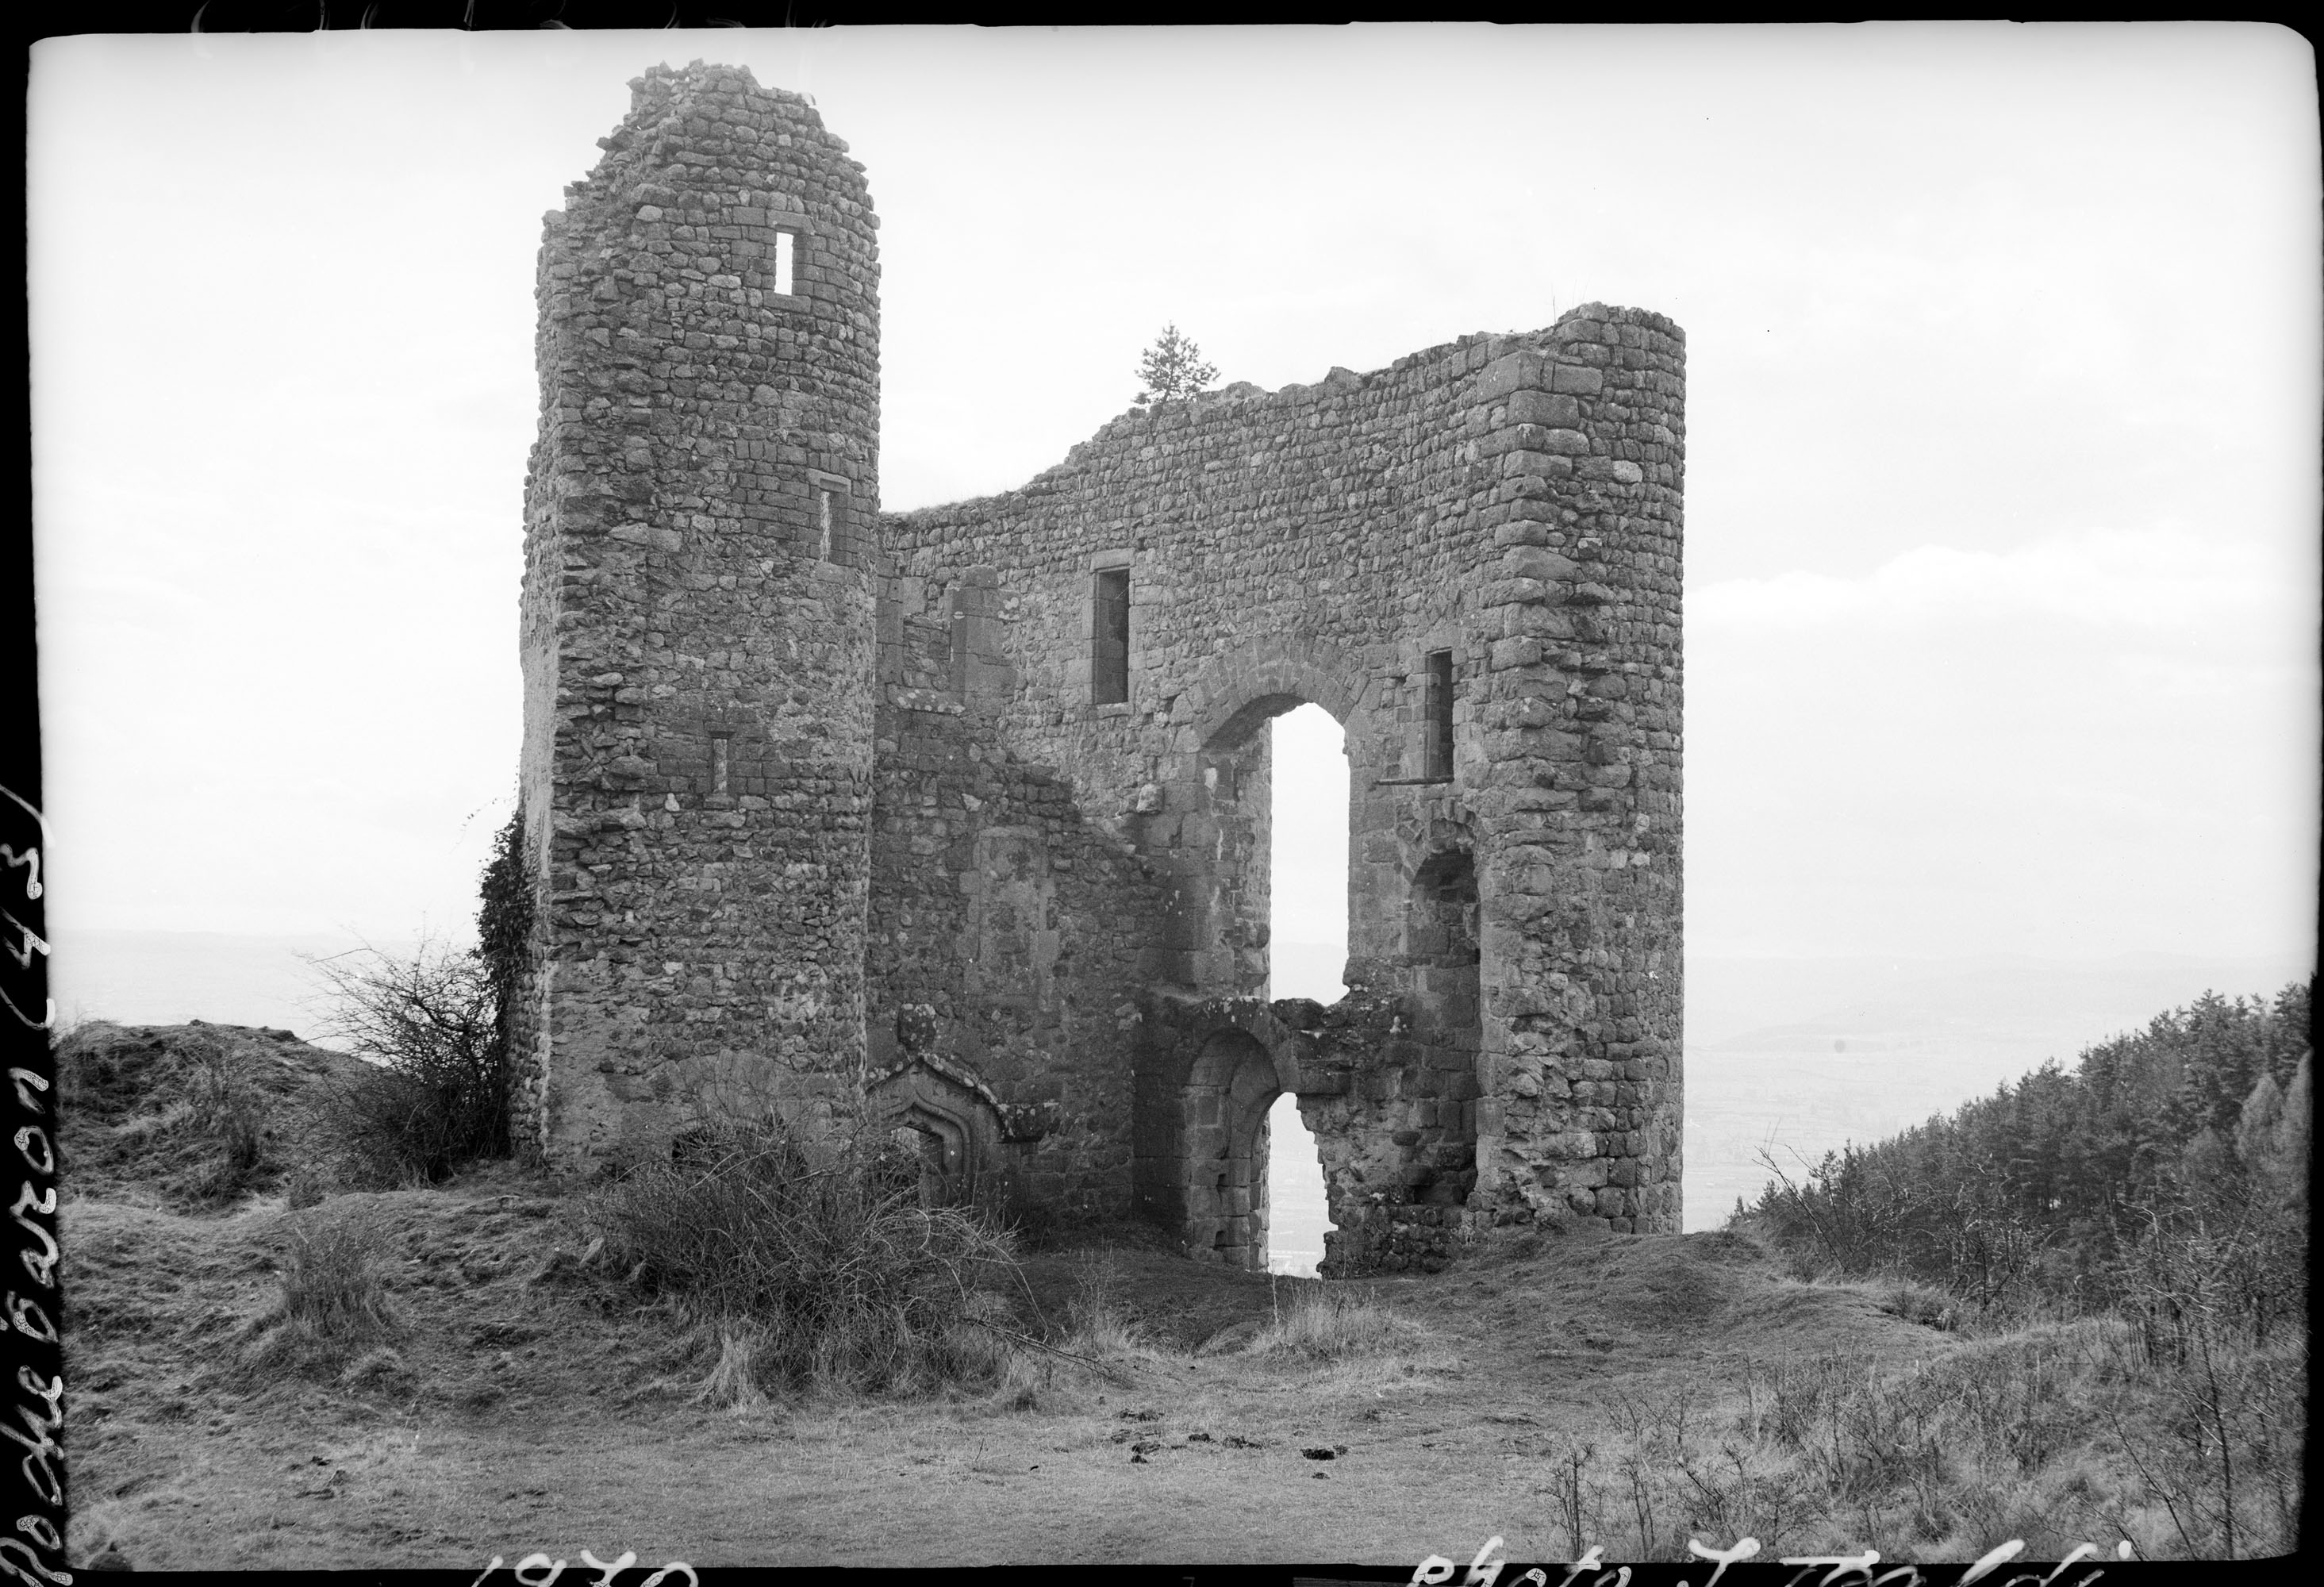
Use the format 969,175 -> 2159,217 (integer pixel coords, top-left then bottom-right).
1135,323 -> 1219,403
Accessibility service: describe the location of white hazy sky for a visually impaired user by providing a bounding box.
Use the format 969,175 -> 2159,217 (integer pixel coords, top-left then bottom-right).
29,24 -> 2322,971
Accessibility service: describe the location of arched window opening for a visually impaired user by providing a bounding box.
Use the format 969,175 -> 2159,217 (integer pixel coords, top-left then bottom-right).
1266,701 -> 1347,1275
1269,702 -> 1348,1002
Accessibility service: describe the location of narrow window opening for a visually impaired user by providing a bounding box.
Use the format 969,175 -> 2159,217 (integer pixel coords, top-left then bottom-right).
1093,568 -> 1130,705
774,229 -> 796,296
1270,703 -> 1349,1003
710,734 -> 731,797
1423,649 -> 1455,781
809,472 -> 853,567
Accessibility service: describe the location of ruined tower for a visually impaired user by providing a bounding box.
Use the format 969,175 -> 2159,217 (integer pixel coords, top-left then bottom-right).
516,63 -> 882,1162
517,67 -> 1682,1265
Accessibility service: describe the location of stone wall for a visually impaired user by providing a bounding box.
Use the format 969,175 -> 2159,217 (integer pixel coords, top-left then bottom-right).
863,568 -> 1166,1222
516,63 -> 883,1166
883,308 -> 1686,1257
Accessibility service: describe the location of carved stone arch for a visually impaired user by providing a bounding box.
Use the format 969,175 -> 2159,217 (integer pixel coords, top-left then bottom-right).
1185,637 -> 1370,751
865,1054 -> 1004,1206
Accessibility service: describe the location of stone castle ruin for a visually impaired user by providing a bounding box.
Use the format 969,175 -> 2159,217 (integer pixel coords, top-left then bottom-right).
515,63 -> 1685,1272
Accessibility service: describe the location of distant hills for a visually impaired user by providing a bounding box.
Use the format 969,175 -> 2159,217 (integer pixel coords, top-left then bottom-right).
1685,949 -> 2314,1228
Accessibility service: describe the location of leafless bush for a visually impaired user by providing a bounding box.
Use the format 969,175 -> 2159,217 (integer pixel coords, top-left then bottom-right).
309,940 -> 508,1185
2105,1213 -> 2308,1557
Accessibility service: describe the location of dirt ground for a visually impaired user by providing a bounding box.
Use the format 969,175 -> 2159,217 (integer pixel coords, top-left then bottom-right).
58,1024 -> 1961,1571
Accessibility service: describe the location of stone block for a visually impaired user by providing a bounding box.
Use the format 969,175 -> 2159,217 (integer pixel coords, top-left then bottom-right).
1500,546 -> 1579,584
1506,390 -> 1581,428
1476,349 -> 1549,401
1498,451 -> 1577,479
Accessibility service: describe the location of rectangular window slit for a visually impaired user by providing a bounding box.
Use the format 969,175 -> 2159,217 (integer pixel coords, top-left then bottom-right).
809,472 -> 854,567
1093,568 -> 1130,705
774,230 -> 796,296
1423,650 -> 1454,781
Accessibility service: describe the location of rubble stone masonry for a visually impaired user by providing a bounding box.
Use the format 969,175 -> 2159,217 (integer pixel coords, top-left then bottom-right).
520,63 -> 1683,1266
517,63 -> 881,1161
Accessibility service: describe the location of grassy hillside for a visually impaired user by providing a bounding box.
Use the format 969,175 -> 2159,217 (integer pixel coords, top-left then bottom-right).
1742,982 -> 2311,1558
57,1019 -> 2300,1567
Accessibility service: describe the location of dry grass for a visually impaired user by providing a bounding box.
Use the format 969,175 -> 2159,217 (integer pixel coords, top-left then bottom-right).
1054,1253 -> 1158,1359
1249,1278 -> 1431,1360
234,1206 -> 400,1379
55,1021 -> 369,1209
1517,1316 -> 2304,1562
587,1109 -> 1024,1400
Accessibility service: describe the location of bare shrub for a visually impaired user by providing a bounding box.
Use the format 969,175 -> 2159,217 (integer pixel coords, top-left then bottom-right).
309,940 -> 507,1185
2105,1214 -> 2308,1558
588,1106 -> 1022,1398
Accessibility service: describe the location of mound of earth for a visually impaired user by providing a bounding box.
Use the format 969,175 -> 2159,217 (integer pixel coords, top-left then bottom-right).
57,1020 -> 375,1208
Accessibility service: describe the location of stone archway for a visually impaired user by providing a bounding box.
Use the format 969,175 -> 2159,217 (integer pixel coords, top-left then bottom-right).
1177,1024 -> 1304,1270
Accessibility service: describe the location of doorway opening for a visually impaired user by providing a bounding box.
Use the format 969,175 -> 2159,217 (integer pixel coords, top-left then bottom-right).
1265,701 -> 1346,1275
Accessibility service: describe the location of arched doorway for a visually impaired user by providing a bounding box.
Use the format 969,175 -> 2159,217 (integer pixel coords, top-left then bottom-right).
882,1111 -> 968,1206
1181,1028 -> 1284,1270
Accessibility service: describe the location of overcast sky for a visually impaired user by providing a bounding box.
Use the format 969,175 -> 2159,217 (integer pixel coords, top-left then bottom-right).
29,24 -> 2320,974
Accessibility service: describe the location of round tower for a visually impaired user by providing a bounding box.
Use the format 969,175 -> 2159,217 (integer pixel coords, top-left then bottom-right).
516,62 -> 882,1165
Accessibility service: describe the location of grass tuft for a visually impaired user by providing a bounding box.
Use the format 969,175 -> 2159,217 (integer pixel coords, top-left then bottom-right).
1248,1278 -> 1426,1360
1058,1252 -> 1148,1357
236,1206 -> 399,1378
694,1327 -> 774,1412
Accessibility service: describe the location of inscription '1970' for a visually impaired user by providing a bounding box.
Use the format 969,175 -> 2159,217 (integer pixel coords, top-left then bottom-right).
471,1551 -> 695,1587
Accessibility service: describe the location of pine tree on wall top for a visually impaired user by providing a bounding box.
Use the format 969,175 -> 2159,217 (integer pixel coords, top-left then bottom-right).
1136,324 -> 1219,404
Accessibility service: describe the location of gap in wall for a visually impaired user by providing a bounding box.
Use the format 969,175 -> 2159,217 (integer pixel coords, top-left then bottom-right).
1266,701 -> 1346,1275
